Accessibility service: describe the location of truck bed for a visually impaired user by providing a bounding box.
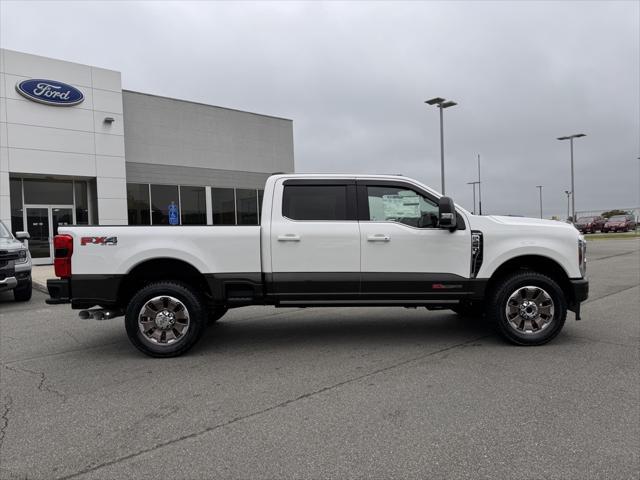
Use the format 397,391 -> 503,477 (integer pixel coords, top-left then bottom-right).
59,225 -> 262,275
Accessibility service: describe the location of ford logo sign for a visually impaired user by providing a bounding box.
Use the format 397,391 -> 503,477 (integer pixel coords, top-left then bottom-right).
16,79 -> 84,106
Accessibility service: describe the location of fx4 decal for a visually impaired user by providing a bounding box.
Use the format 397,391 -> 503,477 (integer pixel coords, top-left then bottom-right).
80,236 -> 118,246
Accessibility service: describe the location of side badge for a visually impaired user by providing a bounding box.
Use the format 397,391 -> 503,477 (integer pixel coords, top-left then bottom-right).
80,237 -> 118,246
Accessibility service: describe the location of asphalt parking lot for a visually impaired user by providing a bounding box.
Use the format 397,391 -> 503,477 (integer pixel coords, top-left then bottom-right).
1,238 -> 638,480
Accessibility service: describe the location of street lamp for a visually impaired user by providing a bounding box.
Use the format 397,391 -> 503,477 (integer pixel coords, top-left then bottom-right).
536,185 -> 543,219
477,154 -> 483,215
467,181 -> 479,214
557,133 -> 586,222
426,97 -> 457,194
564,190 -> 572,222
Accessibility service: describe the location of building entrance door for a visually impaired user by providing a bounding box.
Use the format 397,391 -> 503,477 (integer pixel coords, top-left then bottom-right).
25,206 -> 74,265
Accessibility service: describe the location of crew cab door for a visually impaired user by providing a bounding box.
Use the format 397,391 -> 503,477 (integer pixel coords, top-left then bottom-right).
269,179 -> 360,300
357,180 -> 471,300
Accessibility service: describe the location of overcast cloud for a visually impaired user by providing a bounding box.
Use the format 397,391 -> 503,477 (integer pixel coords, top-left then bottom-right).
1,0 -> 638,217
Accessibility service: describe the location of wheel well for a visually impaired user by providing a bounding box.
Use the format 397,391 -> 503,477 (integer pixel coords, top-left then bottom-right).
488,255 -> 573,303
118,258 -> 211,306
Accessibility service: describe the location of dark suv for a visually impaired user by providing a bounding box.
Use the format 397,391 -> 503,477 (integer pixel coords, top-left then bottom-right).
603,215 -> 637,233
575,216 -> 606,234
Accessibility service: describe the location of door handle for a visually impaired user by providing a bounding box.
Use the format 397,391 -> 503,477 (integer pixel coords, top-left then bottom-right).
367,234 -> 390,242
277,234 -> 301,242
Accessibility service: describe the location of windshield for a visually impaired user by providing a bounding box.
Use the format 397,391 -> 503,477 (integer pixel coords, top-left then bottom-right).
609,216 -> 627,221
578,217 -> 594,223
0,221 -> 12,239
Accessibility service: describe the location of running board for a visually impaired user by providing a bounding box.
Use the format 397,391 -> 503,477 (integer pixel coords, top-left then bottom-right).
276,299 -> 460,308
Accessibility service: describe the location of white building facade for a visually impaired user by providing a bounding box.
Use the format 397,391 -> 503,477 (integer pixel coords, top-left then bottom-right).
0,49 -> 294,264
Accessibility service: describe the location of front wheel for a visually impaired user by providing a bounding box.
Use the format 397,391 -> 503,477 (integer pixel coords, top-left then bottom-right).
488,272 -> 567,346
125,281 -> 207,357
13,281 -> 32,302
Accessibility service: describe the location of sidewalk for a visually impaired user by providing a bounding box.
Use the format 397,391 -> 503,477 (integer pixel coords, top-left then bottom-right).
31,264 -> 54,293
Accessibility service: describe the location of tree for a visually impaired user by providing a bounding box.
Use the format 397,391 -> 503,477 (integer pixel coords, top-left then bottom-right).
601,209 -> 629,218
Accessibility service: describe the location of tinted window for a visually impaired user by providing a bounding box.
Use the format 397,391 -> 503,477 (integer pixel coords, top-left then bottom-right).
258,190 -> 264,223
366,185 -> 439,228
127,183 -> 151,225
282,185 -> 349,221
236,189 -> 258,225
151,184 -> 180,225
180,186 -> 207,225
23,179 -> 73,204
74,181 -> 89,225
9,178 -> 23,235
211,188 -> 236,225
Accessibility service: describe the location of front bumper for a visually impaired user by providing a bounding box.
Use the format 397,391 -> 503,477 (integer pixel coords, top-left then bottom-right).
568,278 -> 589,319
46,278 -> 71,304
0,276 -> 18,291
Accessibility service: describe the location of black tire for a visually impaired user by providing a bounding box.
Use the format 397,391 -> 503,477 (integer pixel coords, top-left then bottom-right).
487,272 -> 567,346
13,281 -> 32,302
125,281 -> 207,358
451,301 -> 484,319
209,306 -> 228,325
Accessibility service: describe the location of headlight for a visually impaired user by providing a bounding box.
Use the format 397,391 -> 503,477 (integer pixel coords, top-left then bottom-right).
15,249 -> 28,264
578,237 -> 586,277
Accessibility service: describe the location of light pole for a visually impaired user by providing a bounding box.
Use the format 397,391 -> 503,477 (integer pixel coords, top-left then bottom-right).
467,181 -> 479,214
477,154 -> 483,215
564,190 -> 572,222
536,185 -> 543,219
557,133 -> 586,222
426,97 -> 457,194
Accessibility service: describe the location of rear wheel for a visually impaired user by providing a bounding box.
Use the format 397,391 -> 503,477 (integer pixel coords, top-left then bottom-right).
125,281 -> 207,357
488,272 -> 566,346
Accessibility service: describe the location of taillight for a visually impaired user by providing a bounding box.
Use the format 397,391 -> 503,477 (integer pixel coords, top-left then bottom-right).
54,234 -> 73,279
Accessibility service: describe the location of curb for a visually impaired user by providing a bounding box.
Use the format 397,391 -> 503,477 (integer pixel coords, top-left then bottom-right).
32,281 -> 49,294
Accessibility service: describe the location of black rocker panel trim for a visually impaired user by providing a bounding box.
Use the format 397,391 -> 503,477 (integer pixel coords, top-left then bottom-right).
66,271 -> 487,308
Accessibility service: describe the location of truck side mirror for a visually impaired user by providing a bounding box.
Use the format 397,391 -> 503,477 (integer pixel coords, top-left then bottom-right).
15,231 -> 30,241
438,197 -> 457,231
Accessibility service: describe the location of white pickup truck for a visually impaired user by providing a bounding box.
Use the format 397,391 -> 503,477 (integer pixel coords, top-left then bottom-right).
47,174 -> 588,357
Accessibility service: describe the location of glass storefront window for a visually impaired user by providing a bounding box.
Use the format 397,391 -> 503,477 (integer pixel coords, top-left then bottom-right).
151,184 -> 180,225
180,186 -> 207,225
23,179 -> 73,204
74,181 -> 89,225
236,189 -> 258,225
211,188 -> 236,225
127,183 -> 151,225
9,178 -> 24,235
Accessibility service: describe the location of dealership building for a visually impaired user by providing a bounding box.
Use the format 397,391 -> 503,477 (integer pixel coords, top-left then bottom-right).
0,49 -> 294,264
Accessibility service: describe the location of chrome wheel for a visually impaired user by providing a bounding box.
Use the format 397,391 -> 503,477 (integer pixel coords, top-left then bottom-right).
505,286 -> 554,335
138,295 -> 190,346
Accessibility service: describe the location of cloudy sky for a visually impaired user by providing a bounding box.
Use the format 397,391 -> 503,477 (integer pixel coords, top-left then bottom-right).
1,0 -> 638,217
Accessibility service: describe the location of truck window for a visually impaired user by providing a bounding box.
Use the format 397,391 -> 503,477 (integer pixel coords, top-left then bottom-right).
366,185 -> 439,228
282,185 -> 350,221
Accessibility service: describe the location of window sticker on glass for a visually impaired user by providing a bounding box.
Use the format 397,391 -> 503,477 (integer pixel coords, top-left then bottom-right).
382,194 -> 421,219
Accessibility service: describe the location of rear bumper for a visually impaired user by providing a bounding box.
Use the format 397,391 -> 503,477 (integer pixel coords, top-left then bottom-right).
46,278 -> 71,304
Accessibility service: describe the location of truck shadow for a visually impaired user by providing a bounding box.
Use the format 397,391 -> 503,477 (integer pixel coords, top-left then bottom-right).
197,309 -> 496,354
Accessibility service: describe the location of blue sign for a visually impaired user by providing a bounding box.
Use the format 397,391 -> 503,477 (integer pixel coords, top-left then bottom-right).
168,202 -> 179,225
16,79 -> 84,106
